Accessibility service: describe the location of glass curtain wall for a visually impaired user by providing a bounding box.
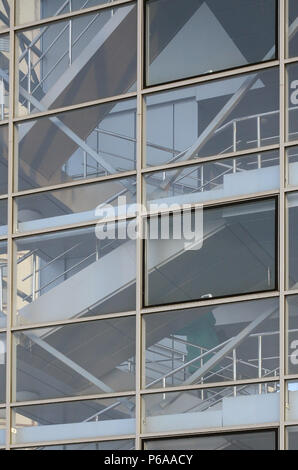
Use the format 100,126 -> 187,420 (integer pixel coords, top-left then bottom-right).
0,0 -> 295,450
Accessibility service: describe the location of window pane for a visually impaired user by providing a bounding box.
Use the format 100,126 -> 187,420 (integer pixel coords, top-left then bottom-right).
286,381 -> 298,422
287,426 -> 298,450
0,126 -> 7,195
287,146 -> 298,186
288,0 -> 298,58
18,439 -> 135,450
0,34 -> 9,120
0,240 -> 7,325
12,397 -> 136,444
288,63 -> 298,142
16,0 -> 115,25
144,430 -> 277,451
0,333 -> 5,405
145,68 -> 279,167
0,1 -> 9,31
144,198 -> 277,307
145,150 -> 280,209
287,296 -> 298,374
146,0 -> 277,86
16,98 -> 137,191
16,4 -> 137,116
144,298 -> 279,389
143,383 -> 279,434
13,316 -> 136,401
0,407 -> 5,446
288,193 -> 298,289
16,177 -> 136,232
0,200 -> 7,236
15,224 -> 136,326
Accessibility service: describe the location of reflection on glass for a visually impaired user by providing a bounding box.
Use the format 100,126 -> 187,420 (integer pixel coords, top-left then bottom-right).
143,383 -> 279,434
288,193 -> 298,289
145,68 -> 279,167
15,224 -> 136,326
144,298 -> 279,389
145,430 -> 277,451
145,150 -> 280,209
0,125 -> 7,194
16,3 -> 137,116
287,296 -> 298,375
0,333 -> 5,404
0,407 -> 5,446
288,0 -> 298,58
146,0 -> 277,86
13,316 -> 136,401
12,397 -> 136,444
16,0 -> 114,24
16,98 -> 137,191
18,439 -> 135,450
0,199 -> 7,236
287,426 -> 298,450
286,381 -> 298,422
287,146 -> 298,186
288,63 -> 298,142
16,176 -> 136,232
145,198 -> 277,307
0,1 -> 9,31
0,241 -> 7,325
0,34 -> 9,120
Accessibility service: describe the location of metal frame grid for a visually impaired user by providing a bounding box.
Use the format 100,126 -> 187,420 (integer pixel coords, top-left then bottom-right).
0,0 -> 296,450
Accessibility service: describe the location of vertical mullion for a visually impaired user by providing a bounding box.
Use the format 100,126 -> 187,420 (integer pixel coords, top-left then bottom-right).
5,0 -> 15,452
135,0 -> 144,451
279,0 -> 286,451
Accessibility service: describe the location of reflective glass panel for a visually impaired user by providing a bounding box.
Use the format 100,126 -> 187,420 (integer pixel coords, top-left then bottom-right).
288,63 -> 298,142
16,4 -> 137,116
287,193 -> 298,289
0,407 -> 5,446
18,439 -> 135,450
12,397 -> 136,444
144,298 -> 279,389
146,0 -> 277,86
16,0 -> 115,24
287,426 -> 298,450
287,146 -> 298,187
0,1 -> 9,31
16,176 -> 136,232
16,98 -> 137,191
144,430 -> 277,451
13,316 -> 136,401
286,381 -> 298,422
0,333 -> 5,404
0,199 -> 7,236
144,150 -> 280,209
0,34 -> 9,120
0,240 -> 7,325
145,68 -> 279,167
287,296 -> 298,374
15,224 -> 136,326
288,0 -> 298,58
144,198 -> 277,307
0,125 -> 7,195
143,383 -> 279,434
